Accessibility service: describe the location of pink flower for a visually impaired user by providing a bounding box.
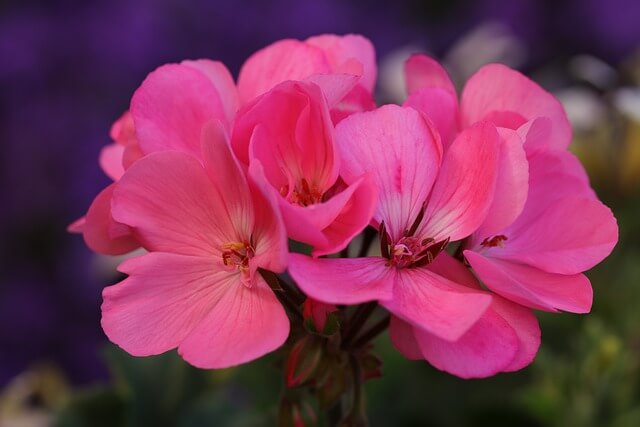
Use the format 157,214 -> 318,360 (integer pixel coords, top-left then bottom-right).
289,105 -> 501,343
101,124 -> 290,368
462,149 -> 618,313
238,34 -> 377,122
404,55 -> 571,155
390,253 -> 540,378
232,80 -> 378,256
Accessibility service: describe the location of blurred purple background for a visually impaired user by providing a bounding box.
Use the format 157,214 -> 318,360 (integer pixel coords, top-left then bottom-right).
0,0 -> 638,388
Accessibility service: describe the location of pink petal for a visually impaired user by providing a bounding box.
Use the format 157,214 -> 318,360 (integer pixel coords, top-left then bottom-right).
461,64 -> 571,150
426,252 -> 541,375
414,303 -> 519,379
496,150 -> 596,235
381,267 -> 492,341
389,316 -> 423,360
404,87 -> 458,146
335,104 -> 442,241
181,59 -> 239,124
130,63 -> 228,158
490,296 -> 540,372
329,84 -> 376,124
237,39 -> 330,104
99,143 -> 125,181
305,34 -> 377,92
109,111 -> 139,153
247,161 -> 289,274
102,253 -> 235,356
517,117 -> 551,156
404,54 -> 456,97
288,254 -> 395,305
472,128 -> 528,241
67,216 -> 86,234
238,81 -> 338,191
201,121 -> 255,241
426,252 -> 480,289
82,184 -> 139,255
464,251 -> 593,313
275,174 -> 377,257
417,121 -> 500,242
496,197 -> 618,275
178,273 -> 289,369
112,150 -> 252,256
305,73 -> 360,108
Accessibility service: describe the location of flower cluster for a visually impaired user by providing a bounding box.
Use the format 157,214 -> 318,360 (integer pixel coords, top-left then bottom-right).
71,34 -> 618,380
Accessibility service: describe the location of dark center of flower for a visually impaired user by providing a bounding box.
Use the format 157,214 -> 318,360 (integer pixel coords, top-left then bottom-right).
378,215 -> 450,269
280,178 -> 323,206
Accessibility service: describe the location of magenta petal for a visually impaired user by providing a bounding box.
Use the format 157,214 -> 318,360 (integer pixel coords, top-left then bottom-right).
465,251 -> 593,313
310,174 -> 378,257
404,87 -> 458,146
498,197 -> 618,275
239,81 -> 338,190
418,122 -> 500,242
67,216 -> 86,234
404,54 -> 456,97
178,273 -> 289,369
288,254 -> 394,305
490,297 -> 541,372
305,73 -> 360,108
335,104 -> 442,241
247,161 -> 289,275
461,64 -> 571,150
237,39 -> 330,104
414,304 -> 519,379
426,252 -> 480,289
112,150 -> 252,256
102,253 -> 235,356
181,59 -> 239,124
381,267 -> 492,341
130,63 -> 228,158
472,128 -> 529,241
306,34 -> 377,92
99,143 -> 126,181
389,316 -> 423,360
82,184 -> 138,255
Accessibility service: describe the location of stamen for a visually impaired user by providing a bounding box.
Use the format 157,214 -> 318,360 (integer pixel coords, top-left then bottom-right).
286,179 -> 323,206
385,235 -> 450,269
221,241 -> 255,285
480,235 -> 508,248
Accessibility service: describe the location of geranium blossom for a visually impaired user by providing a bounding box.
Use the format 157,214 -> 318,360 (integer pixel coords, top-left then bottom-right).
463,149 -> 618,313
70,34 -> 619,392
231,80 -> 378,255
289,105 -> 501,342
101,125 -> 289,368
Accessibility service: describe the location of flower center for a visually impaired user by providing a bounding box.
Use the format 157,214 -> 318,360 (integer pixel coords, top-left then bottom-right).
480,234 -> 508,248
221,241 -> 255,284
280,178 -> 323,206
379,221 -> 449,269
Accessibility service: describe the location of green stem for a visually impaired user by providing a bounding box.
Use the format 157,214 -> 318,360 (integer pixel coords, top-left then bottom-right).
341,302 -> 377,349
349,315 -> 390,350
343,354 -> 367,426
